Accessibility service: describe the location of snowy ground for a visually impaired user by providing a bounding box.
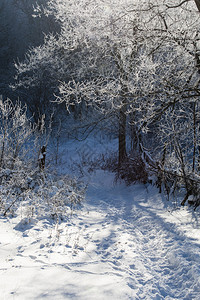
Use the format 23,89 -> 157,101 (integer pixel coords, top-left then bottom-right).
1,168 -> 200,299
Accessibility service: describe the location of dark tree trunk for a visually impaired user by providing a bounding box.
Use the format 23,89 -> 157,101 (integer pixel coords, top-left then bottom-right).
118,101 -> 127,166
39,145 -> 46,171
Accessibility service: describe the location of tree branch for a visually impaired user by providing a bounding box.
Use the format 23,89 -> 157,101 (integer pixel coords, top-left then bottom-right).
166,0 -> 190,9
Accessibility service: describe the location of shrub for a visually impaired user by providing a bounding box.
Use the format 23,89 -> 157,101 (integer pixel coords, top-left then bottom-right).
1,171 -> 86,220
100,151 -> 148,185
0,98 -> 86,220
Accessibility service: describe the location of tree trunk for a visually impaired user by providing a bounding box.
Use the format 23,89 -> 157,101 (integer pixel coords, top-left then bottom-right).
192,101 -> 197,172
118,101 -> 127,166
0,137 -> 5,169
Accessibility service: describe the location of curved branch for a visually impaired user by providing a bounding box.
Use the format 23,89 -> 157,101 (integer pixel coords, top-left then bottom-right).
166,0 -> 190,9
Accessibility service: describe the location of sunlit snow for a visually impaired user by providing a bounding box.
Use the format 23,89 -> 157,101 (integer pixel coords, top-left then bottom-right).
1,164 -> 200,299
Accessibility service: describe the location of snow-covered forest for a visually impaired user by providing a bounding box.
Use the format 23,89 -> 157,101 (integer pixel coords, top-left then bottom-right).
1,0 -> 200,299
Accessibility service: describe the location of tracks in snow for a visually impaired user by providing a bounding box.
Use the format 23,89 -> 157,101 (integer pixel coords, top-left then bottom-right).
85,175 -> 200,299
1,171 -> 200,299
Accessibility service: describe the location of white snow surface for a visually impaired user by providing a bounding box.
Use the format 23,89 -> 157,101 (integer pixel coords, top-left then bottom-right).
1,169 -> 200,299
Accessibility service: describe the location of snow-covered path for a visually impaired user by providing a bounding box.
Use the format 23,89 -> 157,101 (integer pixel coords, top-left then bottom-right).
1,170 -> 200,299
86,172 -> 200,299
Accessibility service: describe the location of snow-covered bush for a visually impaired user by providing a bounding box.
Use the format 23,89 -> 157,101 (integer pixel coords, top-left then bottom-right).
0,98 -> 86,219
117,154 -> 148,185
0,97 -> 36,170
1,172 -> 85,220
97,151 -> 148,185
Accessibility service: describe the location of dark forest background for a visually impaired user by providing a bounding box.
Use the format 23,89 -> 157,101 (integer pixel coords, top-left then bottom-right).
0,0 -> 57,101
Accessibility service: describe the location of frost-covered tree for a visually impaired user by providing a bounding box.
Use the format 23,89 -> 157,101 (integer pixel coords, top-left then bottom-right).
14,0 -> 200,197
14,0 -> 156,166
132,0 -> 200,204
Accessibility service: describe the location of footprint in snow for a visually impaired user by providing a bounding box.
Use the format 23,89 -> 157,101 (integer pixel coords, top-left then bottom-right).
31,240 -> 40,245
127,282 -> 136,290
17,246 -> 24,253
129,264 -> 135,269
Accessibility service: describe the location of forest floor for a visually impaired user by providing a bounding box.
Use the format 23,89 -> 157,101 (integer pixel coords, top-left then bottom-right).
1,166 -> 200,299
